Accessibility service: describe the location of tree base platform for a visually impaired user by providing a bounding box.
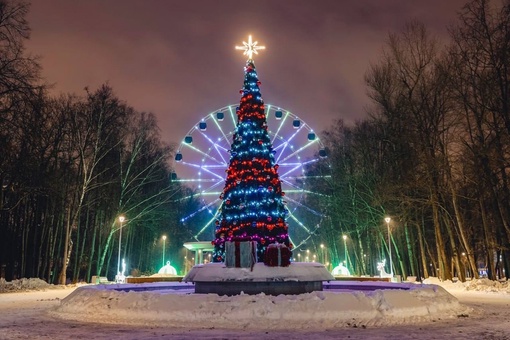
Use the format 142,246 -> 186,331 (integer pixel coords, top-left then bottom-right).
184,262 -> 334,296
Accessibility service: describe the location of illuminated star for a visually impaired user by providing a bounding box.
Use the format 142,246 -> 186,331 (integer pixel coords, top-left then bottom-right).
235,35 -> 265,60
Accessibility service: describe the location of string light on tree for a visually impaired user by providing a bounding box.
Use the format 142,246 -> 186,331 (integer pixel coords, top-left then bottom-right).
212,35 -> 291,262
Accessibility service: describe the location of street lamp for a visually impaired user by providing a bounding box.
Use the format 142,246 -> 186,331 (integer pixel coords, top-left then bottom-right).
162,235 -> 167,267
117,215 -> 125,280
342,235 -> 348,271
385,217 -> 392,277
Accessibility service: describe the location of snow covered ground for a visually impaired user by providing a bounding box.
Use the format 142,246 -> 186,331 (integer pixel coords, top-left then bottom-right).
0,277 -> 509,339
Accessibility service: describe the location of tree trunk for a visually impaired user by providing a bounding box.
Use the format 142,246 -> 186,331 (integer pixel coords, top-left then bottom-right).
404,222 -> 416,277
417,214 -> 429,278
97,226 -> 115,277
58,208 -> 71,285
431,193 -> 451,280
480,198 -> 495,280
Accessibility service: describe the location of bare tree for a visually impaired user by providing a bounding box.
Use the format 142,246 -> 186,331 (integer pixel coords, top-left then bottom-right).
449,0 -> 510,280
57,85 -> 129,284
95,111 -> 178,277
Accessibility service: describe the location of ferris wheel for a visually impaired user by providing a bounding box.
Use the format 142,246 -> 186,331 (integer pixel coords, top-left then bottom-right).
173,104 -> 329,250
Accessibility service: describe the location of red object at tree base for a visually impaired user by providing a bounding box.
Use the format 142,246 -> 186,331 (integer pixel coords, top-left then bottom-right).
264,243 -> 291,267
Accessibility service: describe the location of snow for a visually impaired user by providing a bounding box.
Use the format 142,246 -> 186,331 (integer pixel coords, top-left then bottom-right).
184,262 -> 334,282
0,277 -> 57,292
1,277 -> 510,339
50,281 -> 467,329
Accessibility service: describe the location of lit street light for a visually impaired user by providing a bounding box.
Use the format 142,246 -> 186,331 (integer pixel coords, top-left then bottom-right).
385,217 -> 393,277
117,215 -> 125,281
162,235 -> 167,267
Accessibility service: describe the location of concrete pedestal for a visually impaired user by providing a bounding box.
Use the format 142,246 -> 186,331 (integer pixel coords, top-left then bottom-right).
184,262 -> 334,296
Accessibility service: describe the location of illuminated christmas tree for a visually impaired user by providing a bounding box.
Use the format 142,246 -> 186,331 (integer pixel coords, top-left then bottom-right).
212,36 -> 291,262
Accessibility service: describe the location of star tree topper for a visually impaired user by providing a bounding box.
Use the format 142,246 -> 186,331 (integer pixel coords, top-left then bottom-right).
235,35 -> 265,60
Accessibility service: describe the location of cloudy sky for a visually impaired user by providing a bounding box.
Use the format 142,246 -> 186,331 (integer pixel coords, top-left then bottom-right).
26,0 -> 468,145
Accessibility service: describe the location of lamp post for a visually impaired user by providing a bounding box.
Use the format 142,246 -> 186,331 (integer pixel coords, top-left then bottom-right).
117,215 -> 125,279
162,235 -> 167,267
461,252 -> 468,279
385,217 -> 392,277
342,235 -> 348,271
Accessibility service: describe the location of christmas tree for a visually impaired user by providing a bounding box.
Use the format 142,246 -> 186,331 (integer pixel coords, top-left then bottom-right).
212,36 -> 291,262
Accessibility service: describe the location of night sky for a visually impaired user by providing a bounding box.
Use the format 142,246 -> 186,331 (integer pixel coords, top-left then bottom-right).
26,0 -> 467,145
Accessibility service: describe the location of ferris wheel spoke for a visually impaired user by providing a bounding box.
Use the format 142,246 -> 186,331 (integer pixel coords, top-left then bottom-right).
279,178 -> 308,193
270,109 -> 290,144
174,191 -> 202,202
285,124 -> 305,145
226,105 -> 236,126
181,142 -> 224,165
271,137 -> 290,163
274,125 -> 305,164
291,233 -> 314,251
284,195 -> 324,217
193,212 -> 220,240
284,181 -> 329,197
288,235 -> 297,250
271,137 -> 287,153
174,178 -> 220,184
264,104 -> 272,119
198,130 -> 229,162
178,161 -> 204,170
209,128 -> 232,165
278,158 -> 320,178
279,140 -> 318,164
178,160 -> 224,182
181,198 -> 219,222
198,176 -> 224,193
287,210 -> 311,233
278,161 -> 306,179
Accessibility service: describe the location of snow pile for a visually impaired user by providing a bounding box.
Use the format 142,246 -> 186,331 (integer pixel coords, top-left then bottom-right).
424,277 -> 510,294
51,282 -> 471,330
463,278 -> 510,293
0,278 -> 55,293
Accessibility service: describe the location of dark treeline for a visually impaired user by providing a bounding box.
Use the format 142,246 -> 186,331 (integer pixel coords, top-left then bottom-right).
306,0 -> 510,282
0,0 -> 201,283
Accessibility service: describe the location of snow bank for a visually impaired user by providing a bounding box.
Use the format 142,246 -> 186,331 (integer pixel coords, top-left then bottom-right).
50,282 -> 471,330
0,278 -> 85,293
424,277 -> 510,294
0,278 -> 54,293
